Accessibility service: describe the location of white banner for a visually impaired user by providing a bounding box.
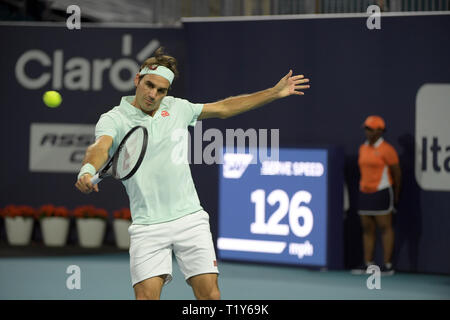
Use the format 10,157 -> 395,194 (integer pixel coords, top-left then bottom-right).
29,123 -> 95,173
415,84 -> 450,191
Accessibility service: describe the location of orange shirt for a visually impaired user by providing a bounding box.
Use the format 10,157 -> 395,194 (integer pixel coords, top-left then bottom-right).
358,138 -> 399,193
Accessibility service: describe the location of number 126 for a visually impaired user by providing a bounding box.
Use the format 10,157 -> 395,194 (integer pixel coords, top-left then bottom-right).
250,189 -> 314,237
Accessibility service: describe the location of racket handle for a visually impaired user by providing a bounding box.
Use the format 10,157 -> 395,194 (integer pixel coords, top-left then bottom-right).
90,173 -> 102,186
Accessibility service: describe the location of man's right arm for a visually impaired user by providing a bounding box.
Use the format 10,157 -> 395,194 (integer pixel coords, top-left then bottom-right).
75,135 -> 113,194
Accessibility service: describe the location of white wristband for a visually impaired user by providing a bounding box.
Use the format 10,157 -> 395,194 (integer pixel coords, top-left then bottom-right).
77,163 -> 97,180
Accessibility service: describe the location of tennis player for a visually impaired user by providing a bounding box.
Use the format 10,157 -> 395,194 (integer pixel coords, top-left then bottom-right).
75,48 -> 310,299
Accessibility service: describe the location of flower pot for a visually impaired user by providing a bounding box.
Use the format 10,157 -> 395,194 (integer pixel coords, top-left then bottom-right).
113,219 -> 131,249
41,217 -> 70,247
76,218 -> 106,248
5,217 -> 34,246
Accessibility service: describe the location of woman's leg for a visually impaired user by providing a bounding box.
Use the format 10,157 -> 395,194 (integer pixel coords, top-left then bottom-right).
374,213 -> 394,265
360,215 -> 377,264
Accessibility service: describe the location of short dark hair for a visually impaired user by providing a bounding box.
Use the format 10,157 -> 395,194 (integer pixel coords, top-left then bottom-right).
139,47 -> 179,82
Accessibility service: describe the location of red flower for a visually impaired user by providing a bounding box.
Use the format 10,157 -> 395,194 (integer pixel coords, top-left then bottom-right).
95,208 -> 108,219
54,206 -> 69,217
36,204 -> 69,219
73,205 -> 108,219
113,208 -> 131,220
0,205 -> 36,218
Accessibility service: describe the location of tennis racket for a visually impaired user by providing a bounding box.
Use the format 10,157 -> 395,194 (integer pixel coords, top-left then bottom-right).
91,125 -> 148,185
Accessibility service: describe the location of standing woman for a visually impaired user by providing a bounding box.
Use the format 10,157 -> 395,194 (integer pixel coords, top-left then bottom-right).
354,115 -> 401,275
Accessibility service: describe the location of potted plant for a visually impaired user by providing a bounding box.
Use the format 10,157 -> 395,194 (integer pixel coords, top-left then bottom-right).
1,205 -> 35,246
73,205 -> 108,248
113,208 -> 132,249
37,204 -> 70,247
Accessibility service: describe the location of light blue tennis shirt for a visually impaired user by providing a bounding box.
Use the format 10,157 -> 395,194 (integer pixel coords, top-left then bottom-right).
95,95 -> 204,225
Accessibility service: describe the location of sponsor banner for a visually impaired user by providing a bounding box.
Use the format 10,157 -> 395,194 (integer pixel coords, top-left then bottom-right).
415,84 -> 450,191
14,36 -> 160,92
29,123 -> 95,173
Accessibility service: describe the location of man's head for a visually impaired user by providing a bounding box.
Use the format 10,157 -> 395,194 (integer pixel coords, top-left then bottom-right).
133,47 -> 179,115
363,115 -> 385,144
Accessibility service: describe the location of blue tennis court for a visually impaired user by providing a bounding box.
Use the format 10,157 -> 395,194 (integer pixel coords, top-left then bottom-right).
1,252 -> 448,300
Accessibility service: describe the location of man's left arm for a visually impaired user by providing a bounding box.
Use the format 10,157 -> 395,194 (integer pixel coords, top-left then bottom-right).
198,70 -> 310,120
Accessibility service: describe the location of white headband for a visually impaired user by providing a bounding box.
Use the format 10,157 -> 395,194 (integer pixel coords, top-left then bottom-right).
139,65 -> 175,85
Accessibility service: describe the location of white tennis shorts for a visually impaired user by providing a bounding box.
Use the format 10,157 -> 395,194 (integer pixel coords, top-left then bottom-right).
128,210 -> 219,287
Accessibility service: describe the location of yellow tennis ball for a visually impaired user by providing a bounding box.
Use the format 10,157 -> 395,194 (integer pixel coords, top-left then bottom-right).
43,91 -> 62,108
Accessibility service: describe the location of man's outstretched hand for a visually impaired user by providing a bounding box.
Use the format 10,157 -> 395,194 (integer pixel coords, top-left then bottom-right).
273,70 -> 310,98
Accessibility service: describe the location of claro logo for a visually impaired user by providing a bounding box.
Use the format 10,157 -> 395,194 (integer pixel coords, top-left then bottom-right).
415,84 -> 450,191
29,123 -> 95,173
15,35 -> 159,91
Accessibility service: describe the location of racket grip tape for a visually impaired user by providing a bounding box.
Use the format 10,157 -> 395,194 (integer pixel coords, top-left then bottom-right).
91,173 -> 103,186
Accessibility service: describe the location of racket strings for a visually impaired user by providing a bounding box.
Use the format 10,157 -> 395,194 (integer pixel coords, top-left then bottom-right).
115,128 -> 146,179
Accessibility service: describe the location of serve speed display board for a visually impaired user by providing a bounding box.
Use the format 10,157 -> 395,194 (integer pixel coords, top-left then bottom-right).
218,148 -> 329,267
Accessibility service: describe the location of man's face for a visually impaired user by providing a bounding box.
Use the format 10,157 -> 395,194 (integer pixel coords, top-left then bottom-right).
134,74 -> 170,114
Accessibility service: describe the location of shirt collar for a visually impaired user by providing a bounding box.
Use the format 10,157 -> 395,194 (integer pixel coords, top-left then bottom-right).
365,137 -> 384,147
119,95 -> 168,118
119,96 -> 148,118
